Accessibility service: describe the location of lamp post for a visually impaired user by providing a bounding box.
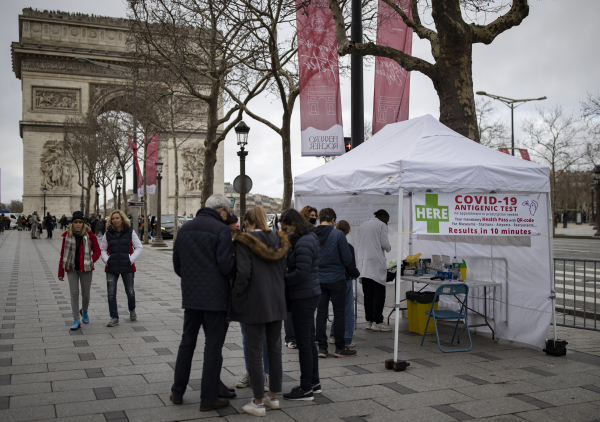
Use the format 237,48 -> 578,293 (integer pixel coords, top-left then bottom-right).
42,185 -> 47,219
235,121 -> 250,219
591,183 -> 596,227
152,162 -> 167,248
77,57 -> 140,234
116,172 -> 122,210
595,166 -> 600,236
95,182 -> 100,217
351,0 -> 364,149
476,91 -> 547,156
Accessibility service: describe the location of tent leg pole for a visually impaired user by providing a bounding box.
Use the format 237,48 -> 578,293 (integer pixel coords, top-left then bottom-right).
546,192 -> 557,342
394,188 -> 404,363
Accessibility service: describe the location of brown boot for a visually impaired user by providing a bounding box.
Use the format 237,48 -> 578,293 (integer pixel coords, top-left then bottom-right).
200,397 -> 230,412
169,394 -> 183,405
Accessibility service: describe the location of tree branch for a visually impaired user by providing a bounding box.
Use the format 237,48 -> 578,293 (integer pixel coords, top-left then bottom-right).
470,0 -> 529,45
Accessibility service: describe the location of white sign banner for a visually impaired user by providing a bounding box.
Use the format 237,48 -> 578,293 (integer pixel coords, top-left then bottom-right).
412,192 -> 543,236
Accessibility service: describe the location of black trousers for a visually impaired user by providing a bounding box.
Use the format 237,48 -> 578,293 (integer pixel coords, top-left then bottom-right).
171,309 -> 228,405
244,321 -> 283,399
316,280 -> 346,350
362,277 -> 386,324
290,295 -> 321,392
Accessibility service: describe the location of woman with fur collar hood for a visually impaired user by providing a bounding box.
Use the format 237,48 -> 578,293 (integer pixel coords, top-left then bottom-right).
229,206 -> 289,417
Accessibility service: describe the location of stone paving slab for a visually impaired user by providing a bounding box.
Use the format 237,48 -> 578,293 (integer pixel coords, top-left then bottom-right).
2,230 -> 600,421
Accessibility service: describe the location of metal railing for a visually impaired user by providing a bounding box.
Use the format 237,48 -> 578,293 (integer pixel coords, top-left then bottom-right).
554,258 -> 600,330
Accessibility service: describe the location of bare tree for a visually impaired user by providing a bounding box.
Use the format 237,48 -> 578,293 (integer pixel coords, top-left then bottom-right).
328,0 -> 529,142
9,200 -> 23,213
581,92 -> 600,167
521,105 -> 584,235
476,98 -> 508,148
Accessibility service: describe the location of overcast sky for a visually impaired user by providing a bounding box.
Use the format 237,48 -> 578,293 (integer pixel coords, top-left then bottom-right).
1,0 -> 598,205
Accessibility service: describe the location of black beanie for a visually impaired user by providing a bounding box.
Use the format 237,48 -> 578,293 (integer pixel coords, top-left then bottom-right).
374,209 -> 389,218
72,211 -> 84,222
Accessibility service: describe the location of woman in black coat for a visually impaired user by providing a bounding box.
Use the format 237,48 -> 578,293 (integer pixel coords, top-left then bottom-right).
279,208 -> 322,401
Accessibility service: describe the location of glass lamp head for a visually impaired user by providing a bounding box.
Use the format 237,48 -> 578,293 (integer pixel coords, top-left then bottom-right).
235,121 -> 250,147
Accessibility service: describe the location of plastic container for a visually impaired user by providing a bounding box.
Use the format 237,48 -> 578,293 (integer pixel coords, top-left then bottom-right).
406,291 -> 440,335
459,259 -> 467,279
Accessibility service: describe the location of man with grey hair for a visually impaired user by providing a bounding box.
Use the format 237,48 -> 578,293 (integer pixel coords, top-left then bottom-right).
171,194 -> 236,411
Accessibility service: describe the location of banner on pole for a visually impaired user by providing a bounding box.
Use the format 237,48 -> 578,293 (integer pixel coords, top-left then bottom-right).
128,135 -> 158,197
499,148 -> 510,155
372,0 -> 413,135
412,192 -> 543,236
296,0 -> 344,156
519,149 -> 531,161
128,136 -> 143,197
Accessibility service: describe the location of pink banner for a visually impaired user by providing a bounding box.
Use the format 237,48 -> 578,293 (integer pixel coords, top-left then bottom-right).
372,0 -> 413,135
296,0 -> 344,156
142,134 -> 159,197
499,148 -> 510,155
128,137 -> 143,197
519,149 -> 531,161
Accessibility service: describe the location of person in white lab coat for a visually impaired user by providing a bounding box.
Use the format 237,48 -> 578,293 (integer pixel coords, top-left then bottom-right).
356,210 -> 392,332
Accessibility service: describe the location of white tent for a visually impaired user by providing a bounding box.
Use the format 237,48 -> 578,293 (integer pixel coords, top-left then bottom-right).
295,115 -> 555,357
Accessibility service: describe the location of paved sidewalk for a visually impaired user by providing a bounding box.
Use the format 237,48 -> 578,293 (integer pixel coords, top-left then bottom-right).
554,225 -> 599,238
2,230 -> 600,421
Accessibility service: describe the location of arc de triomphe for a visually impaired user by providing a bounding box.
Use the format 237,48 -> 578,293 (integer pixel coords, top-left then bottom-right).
11,8 -> 224,217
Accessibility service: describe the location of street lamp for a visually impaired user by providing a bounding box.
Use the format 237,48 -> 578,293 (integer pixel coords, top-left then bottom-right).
591,183 -> 596,227
42,185 -> 48,220
595,166 -> 600,236
77,57 -> 140,234
116,172 -> 123,210
95,182 -> 100,217
152,162 -> 167,248
476,91 -> 547,156
235,121 -> 250,219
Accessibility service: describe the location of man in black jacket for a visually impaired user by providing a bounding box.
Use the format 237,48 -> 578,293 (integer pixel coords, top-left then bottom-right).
171,194 -> 236,411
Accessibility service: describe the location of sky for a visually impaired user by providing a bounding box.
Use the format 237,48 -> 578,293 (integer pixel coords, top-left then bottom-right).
1,0 -> 599,205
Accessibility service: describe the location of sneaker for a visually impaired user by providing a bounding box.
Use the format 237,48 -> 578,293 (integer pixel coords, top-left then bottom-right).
283,386 -> 314,401
70,319 -> 81,330
236,371 -> 251,388
365,321 -> 373,331
329,336 -> 335,344
170,394 -> 183,404
372,323 -> 391,332
263,395 -> 280,409
286,341 -> 297,349
312,383 -> 322,394
346,342 -> 356,348
106,318 -> 119,327
318,348 -> 328,358
369,323 -> 381,332
130,310 -> 137,321
334,347 -> 357,358
263,373 -> 269,392
79,309 -> 89,324
242,400 -> 266,417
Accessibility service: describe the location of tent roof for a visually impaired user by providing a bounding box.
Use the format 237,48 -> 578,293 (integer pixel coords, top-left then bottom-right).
294,115 -> 550,195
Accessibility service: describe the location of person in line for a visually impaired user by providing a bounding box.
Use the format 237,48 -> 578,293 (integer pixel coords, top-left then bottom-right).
170,194 -> 236,411
30,212 -> 39,239
329,220 -> 360,347
357,209 -> 392,332
44,212 -> 54,239
562,209 -> 568,228
17,215 -> 23,231
97,216 -> 105,239
229,206 -> 288,417
58,211 -> 101,330
100,210 -> 143,327
280,209 -> 322,401
314,208 -> 356,358
300,206 -> 318,227
60,215 -> 67,230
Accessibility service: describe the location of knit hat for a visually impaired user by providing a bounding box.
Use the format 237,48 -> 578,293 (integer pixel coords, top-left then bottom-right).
72,211 -> 84,222
374,209 -> 389,218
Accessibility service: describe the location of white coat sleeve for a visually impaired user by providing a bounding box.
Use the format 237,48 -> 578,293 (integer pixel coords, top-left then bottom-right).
381,223 -> 391,253
100,234 -> 109,264
130,231 -> 144,263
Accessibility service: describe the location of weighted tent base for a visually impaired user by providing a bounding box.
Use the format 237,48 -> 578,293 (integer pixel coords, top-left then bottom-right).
385,359 -> 410,372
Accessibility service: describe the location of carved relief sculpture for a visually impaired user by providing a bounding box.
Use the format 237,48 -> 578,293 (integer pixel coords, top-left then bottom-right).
181,145 -> 205,192
40,140 -> 74,189
33,87 -> 80,111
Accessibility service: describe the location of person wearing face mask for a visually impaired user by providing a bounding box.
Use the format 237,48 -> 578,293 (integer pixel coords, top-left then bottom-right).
300,206 -> 318,227
100,210 -> 144,327
58,211 -> 101,330
357,209 -> 392,332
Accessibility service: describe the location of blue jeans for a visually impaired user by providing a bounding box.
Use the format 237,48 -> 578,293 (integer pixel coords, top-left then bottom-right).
240,323 -> 269,374
106,272 -> 135,319
330,280 -> 354,344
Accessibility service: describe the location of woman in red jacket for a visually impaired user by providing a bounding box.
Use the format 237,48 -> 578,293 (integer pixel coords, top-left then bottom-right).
58,211 -> 101,330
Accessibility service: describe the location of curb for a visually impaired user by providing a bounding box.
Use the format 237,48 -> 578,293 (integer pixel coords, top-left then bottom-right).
553,235 -> 600,240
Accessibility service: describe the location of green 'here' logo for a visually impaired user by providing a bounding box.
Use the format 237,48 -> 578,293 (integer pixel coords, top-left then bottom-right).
415,194 -> 449,233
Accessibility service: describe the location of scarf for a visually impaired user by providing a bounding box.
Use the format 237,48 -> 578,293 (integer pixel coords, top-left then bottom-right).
63,231 -> 93,272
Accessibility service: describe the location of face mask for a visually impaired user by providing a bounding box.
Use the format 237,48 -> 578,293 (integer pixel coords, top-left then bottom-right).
309,218 -> 317,225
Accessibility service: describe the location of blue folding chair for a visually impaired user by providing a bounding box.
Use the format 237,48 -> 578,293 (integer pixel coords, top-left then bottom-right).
420,284 -> 472,353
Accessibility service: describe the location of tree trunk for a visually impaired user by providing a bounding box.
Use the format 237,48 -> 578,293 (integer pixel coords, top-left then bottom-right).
171,102 -> 180,243
281,119 -> 293,211
142,151 -> 148,244
103,185 -> 107,218
431,43 -> 480,142
201,97 -> 220,208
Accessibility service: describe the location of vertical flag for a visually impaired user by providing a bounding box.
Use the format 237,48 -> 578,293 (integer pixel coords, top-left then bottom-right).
372,0 -> 413,135
296,0 -> 344,156
499,148 -> 510,155
128,135 -> 159,197
128,136 -> 143,197
519,149 -> 531,161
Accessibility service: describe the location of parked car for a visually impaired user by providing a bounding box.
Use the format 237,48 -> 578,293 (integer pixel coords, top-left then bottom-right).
152,214 -> 186,239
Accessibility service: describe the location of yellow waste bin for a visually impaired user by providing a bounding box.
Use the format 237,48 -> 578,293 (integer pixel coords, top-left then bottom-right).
406,291 -> 439,335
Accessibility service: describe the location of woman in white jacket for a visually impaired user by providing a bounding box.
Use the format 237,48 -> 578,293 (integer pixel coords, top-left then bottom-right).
356,209 -> 391,332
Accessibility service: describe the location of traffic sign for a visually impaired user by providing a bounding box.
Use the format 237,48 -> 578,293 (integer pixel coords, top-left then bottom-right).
233,175 -> 253,193
128,201 -> 144,207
